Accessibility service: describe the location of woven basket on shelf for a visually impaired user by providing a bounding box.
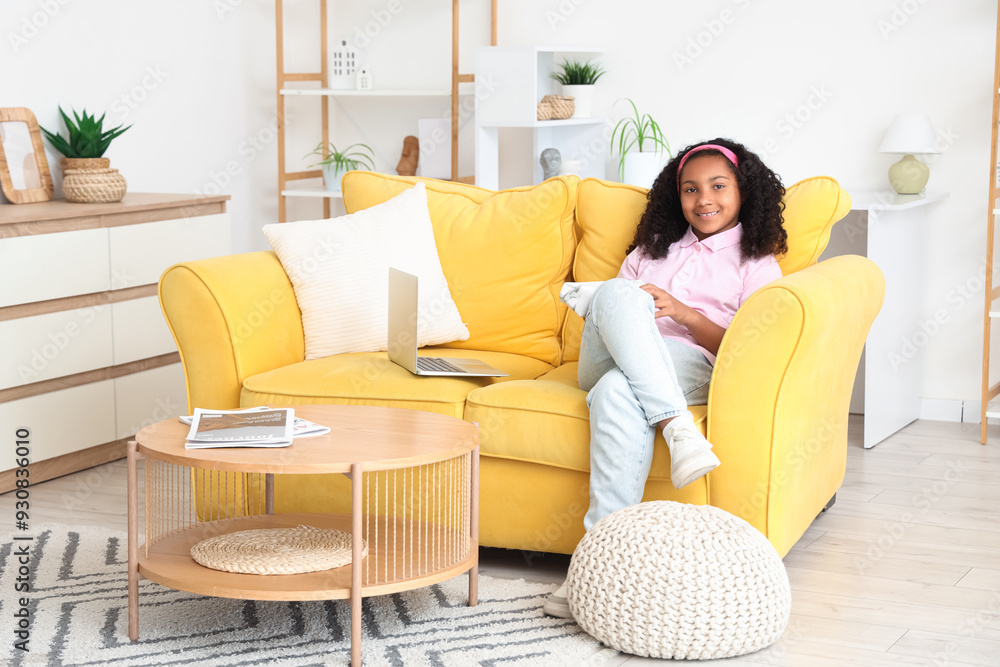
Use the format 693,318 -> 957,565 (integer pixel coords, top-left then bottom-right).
541,94 -> 575,120
62,167 -> 127,203
190,524 -> 365,575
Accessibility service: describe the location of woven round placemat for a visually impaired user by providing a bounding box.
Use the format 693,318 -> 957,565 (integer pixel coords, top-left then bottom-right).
190,525 -> 365,575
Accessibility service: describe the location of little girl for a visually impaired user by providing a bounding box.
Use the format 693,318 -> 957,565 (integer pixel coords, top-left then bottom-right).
545,138 -> 788,618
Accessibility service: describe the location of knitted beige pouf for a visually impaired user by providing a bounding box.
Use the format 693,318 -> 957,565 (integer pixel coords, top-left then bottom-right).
566,501 -> 790,660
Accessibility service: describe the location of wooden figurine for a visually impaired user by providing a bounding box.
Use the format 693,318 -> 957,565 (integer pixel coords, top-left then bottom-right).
396,135 -> 419,176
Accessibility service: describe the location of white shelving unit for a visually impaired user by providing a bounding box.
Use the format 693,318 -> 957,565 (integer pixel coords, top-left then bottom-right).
475,46 -> 607,189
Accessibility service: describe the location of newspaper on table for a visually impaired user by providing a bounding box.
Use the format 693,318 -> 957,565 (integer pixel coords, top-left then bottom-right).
183,407 -> 304,449
179,406 -> 330,449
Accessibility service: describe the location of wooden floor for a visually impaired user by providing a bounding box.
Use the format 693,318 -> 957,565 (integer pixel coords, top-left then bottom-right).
3,416 -> 999,665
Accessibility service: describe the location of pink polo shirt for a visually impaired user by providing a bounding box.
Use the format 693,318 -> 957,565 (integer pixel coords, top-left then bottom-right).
617,223 -> 782,364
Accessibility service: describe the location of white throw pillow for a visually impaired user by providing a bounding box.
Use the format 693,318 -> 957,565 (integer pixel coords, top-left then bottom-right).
262,182 -> 469,360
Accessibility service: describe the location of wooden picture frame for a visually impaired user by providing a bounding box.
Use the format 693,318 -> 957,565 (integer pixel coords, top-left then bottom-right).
0,107 -> 54,204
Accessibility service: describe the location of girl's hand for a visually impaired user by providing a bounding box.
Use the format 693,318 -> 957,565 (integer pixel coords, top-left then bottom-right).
640,282 -> 728,356
639,283 -> 692,324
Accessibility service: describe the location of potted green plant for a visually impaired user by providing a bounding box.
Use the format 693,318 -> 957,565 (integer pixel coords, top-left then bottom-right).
306,141 -> 376,193
610,98 -> 671,189
40,106 -> 131,203
550,59 -> 605,118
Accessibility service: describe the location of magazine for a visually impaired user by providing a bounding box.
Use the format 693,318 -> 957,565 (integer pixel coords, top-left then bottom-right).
183,407 -> 297,449
179,407 -> 330,440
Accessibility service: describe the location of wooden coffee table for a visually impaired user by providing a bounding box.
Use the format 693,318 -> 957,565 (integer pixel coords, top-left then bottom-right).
127,404 -> 479,666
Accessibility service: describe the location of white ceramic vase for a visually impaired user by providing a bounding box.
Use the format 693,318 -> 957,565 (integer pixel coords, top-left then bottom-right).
622,150 -> 669,190
561,84 -> 594,118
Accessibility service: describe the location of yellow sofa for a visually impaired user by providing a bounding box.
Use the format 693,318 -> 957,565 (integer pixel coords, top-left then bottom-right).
159,172 -> 884,559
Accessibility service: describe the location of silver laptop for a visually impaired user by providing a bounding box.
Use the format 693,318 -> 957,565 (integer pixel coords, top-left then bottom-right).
387,268 -> 508,377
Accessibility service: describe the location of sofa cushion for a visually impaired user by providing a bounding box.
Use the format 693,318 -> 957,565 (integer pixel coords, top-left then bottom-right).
241,347 -> 553,419
262,182 -> 468,359
562,176 -> 850,362
563,179 -> 651,362
775,176 -> 852,275
342,172 -> 578,366
465,362 -> 707,480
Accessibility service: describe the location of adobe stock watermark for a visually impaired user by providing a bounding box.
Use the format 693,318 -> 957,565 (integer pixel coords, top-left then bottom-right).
877,0 -> 932,39
348,0 -> 403,50
673,0 -> 753,72
213,0 -> 244,19
545,0 -> 589,30
551,120 -> 615,183
8,0 -> 72,53
193,109 -> 293,197
757,618 -> 805,665
930,592 -> 1000,666
886,256 -> 997,372
740,418 -> 837,517
758,85 -> 834,161
420,74 -> 499,166
110,65 -> 169,124
852,458 -> 967,574
519,483 -> 588,567
14,265 -> 136,384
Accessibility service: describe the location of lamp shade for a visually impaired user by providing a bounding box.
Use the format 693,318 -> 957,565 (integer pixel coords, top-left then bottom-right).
878,114 -> 940,154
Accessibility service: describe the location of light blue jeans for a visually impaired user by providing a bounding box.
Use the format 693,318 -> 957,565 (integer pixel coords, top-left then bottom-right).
578,279 -> 714,530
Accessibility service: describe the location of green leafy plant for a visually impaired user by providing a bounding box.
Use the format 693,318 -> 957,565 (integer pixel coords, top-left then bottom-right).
306,141 -> 376,172
40,106 -> 131,158
610,98 -> 672,181
550,59 -> 606,86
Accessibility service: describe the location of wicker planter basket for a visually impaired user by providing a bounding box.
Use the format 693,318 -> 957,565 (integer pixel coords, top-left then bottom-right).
539,95 -> 575,120
62,167 -> 127,203
61,157 -> 110,171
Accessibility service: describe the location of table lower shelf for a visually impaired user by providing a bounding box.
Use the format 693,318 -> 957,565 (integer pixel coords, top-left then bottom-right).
138,512 -> 476,601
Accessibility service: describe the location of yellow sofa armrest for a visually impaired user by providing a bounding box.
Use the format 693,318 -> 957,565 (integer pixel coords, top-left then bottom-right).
159,251 -> 305,412
707,255 -> 884,556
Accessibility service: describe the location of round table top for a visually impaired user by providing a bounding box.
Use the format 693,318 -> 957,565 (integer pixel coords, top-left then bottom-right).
133,404 -> 479,473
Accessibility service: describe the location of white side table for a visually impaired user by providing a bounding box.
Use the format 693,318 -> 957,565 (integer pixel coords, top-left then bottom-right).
831,190 -> 949,448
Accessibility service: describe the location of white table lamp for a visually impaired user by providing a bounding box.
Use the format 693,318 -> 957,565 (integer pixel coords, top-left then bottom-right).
878,114 -> 940,194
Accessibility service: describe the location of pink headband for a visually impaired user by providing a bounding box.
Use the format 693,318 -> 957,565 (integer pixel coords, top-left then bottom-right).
677,144 -> 739,182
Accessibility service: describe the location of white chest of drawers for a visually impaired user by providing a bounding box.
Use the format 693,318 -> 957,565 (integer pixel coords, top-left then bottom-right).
0,194 -> 231,491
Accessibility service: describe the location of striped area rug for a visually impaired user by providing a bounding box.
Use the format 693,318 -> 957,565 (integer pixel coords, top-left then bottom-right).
0,525 -> 618,666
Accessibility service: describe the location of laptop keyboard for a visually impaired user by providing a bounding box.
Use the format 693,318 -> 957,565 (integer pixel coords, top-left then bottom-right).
417,357 -> 466,373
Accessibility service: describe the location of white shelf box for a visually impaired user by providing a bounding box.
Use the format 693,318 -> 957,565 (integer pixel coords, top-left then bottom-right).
476,46 -> 604,126
475,46 -> 608,190
281,189 -> 344,200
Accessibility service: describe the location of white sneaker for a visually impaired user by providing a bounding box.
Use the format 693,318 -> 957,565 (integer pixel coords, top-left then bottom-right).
667,419 -> 720,489
542,581 -> 573,619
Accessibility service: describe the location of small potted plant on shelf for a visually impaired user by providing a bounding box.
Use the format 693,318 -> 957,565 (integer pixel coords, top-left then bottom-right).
610,98 -> 672,189
40,106 -> 131,203
550,59 -> 605,118
306,141 -> 376,193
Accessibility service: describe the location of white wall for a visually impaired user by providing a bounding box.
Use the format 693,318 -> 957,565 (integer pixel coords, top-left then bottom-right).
2,0 -> 996,410
495,0 -> 995,411
1,0 -> 278,254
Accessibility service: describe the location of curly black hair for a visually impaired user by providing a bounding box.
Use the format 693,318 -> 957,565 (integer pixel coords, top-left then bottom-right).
628,138 -> 787,261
